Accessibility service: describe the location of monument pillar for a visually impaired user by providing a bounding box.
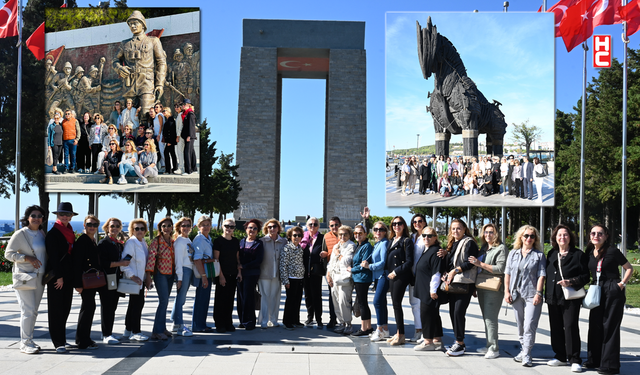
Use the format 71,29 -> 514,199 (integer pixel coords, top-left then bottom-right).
435,132 -> 450,157
462,129 -> 479,159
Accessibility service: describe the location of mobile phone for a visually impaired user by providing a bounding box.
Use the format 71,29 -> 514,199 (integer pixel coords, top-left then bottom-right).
122,254 -> 132,261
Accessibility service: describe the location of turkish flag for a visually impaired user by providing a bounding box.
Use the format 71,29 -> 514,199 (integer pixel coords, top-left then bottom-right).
620,0 -> 640,36
592,0 -> 623,27
543,0 -> 580,37
559,0 -> 599,52
277,57 -> 329,72
0,0 -> 18,39
26,22 -> 44,60
45,45 -> 65,66
147,28 -> 164,38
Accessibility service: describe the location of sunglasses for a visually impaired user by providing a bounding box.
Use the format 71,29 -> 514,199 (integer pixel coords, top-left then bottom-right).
307,222 -> 318,227
94,116 -> 100,119
224,225 -> 236,229
134,227 -> 146,232
413,219 -> 424,224
161,224 -> 173,228
267,225 -> 278,230
247,226 -> 258,231
373,227 -> 386,232
109,224 -> 121,228
181,224 -> 192,228
421,233 -> 436,238
330,224 -> 340,228
58,213 -> 73,217
590,231 -> 604,237
292,233 -> 302,238
85,222 -> 99,228
391,222 -> 403,226
29,214 -> 44,219
110,143 -> 117,146
523,234 -> 536,240
144,144 -> 150,146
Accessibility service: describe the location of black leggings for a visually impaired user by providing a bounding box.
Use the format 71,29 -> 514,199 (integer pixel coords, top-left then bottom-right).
52,145 -> 63,167
421,300 -> 443,340
354,282 -> 372,321
91,144 -> 101,172
449,288 -> 474,342
164,143 -> 177,172
389,277 -> 410,334
125,292 -> 145,333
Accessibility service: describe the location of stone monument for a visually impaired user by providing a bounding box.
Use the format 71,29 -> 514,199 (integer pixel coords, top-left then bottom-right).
234,19 -> 367,224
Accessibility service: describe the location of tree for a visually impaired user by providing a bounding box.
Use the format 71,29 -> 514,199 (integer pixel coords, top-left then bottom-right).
211,152 -> 241,227
510,120 -> 542,158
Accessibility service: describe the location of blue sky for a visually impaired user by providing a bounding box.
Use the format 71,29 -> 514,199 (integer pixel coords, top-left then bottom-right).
4,0 -> 639,226
386,12 -> 555,151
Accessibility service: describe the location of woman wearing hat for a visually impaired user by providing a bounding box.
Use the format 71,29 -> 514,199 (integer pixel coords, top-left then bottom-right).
45,202 -> 78,353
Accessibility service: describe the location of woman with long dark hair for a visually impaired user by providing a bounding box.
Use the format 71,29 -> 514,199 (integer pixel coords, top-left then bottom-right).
545,224 -> 589,372
146,217 -> 175,340
408,214 -> 426,342
443,219 -> 479,357
365,221 -> 390,342
584,224 -> 633,375
385,216 -> 414,345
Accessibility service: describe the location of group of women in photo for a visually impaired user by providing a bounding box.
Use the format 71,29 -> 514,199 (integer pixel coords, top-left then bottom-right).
397,154 -> 547,203
46,97 -> 198,184
6,203 -> 633,375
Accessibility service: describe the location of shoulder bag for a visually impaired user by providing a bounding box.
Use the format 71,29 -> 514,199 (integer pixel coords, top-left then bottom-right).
583,258 -> 602,309
82,268 -> 107,289
12,231 -> 40,290
558,253 -> 586,300
117,278 -> 140,294
475,271 -> 502,291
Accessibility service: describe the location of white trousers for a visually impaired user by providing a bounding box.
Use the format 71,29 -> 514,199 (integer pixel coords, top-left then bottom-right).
534,177 -> 544,203
176,138 -> 185,173
257,278 -> 281,325
15,280 -> 45,342
408,285 -> 422,329
512,297 -> 543,356
331,282 -> 353,325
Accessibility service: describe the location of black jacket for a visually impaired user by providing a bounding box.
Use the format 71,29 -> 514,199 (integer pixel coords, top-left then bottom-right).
181,110 -> 196,140
303,233 -> 325,276
162,117 -> 177,145
385,236 -> 414,282
73,234 -> 101,288
44,226 -> 74,284
98,236 -> 124,275
545,247 -> 590,305
413,244 -> 445,305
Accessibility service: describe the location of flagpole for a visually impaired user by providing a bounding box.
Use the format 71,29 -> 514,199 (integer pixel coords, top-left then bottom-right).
579,40 -> 587,250
621,0 -> 629,260
14,0 -> 22,230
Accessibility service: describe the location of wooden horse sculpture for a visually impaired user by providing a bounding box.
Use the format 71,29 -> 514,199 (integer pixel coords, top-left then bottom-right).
417,17 -> 507,159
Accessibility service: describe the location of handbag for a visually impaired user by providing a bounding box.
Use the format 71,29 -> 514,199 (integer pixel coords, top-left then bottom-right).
558,254 -> 586,300
106,273 -> 118,290
440,282 -> 469,294
254,284 -> 262,310
536,168 -> 548,178
475,271 -> 502,291
82,268 -> 107,289
42,270 -> 56,285
583,259 -> 603,309
117,278 -> 140,295
46,148 -> 53,166
13,272 -> 38,290
400,171 -> 406,182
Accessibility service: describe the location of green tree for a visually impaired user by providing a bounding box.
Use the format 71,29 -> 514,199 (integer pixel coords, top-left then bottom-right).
510,120 -> 542,158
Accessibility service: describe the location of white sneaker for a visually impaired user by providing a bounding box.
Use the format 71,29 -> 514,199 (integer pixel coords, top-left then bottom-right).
522,355 -> 533,367
547,359 -> 569,366
571,363 -> 583,373
171,324 -> 180,333
103,335 -> 120,345
129,333 -> 149,341
370,329 -> 384,342
514,351 -> 524,362
178,325 -> 193,337
117,176 -> 127,185
485,350 -> 500,359
20,342 -> 39,354
410,330 -> 422,342
123,329 -> 132,338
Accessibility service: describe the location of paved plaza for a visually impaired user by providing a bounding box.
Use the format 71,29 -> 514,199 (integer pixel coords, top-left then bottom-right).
1,282 -> 639,375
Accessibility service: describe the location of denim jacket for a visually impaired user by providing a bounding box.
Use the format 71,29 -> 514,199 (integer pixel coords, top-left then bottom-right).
505,248 -> 546,299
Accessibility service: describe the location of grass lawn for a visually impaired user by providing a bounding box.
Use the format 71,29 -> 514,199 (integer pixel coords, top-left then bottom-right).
0,272 -> 11,286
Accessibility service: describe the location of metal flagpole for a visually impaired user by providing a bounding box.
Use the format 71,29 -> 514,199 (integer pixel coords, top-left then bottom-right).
579,42 -> 588,250
621,1 -> 629,260
14,0 -> 23,230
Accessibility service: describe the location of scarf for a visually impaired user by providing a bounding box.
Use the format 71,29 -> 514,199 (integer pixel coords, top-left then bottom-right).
181,107 -> 193,121
54,219 -> 75,254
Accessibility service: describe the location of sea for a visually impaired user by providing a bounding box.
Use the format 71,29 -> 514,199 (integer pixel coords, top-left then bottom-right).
0,220 -> 131,235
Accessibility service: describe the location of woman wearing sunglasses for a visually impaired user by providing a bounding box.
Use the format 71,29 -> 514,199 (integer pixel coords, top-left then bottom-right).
413,227 -> 445,351
117,140 -> 138,185
237,219 -> 264,330
191,216 -> 214,333
97,218 -> 129,344
258,219 -> 286,328
121,218 -> 151,342
504,225 -> 546,367
385,216 -> 414,345
5,205 -> 47,354
171,217 -> 194,337
408,214 -> 427,343
213,218 -> 242,332
468,223 -> 507,359
584,224 -> 633,375
99,140 -> 122,185
349,224 -> 374,337
134,140 -> 158,185
146,218 -> 176,340
45,202 -> 78,353
94,122 -> 119,175
364,221 -> 390,342
280,226 -> 306,330
72,215 -> 102,350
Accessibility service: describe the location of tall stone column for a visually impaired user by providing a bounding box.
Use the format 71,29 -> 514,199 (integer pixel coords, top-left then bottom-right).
462,129 -> 478,159
234,47 -> 280,221
324,49 -> 367,226
434,132 -> 450,157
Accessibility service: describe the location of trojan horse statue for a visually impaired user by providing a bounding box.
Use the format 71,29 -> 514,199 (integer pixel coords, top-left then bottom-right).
417,17 -> 507,159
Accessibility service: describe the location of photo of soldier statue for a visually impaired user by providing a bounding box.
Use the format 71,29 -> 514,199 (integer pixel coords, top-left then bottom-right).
48,62 -> 75,118
112,10 -> 167,120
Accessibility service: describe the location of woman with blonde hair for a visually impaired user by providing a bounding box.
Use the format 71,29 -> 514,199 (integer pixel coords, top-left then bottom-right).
47,108 -> 64,175
95,122 -> 120,175
134,139 -> 158,185
468,223 -> 507,359
504,225 -> 546,367
146,217 -> 175,340
364,221 -> 390,341
258,219 -> 286,328
171,217 -> 194,337
121,218 -> 151,341
117,140 -> 138,185
326,225 -> 356,334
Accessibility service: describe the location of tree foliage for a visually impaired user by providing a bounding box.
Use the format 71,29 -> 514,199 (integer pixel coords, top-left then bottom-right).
510,120 -> 542,158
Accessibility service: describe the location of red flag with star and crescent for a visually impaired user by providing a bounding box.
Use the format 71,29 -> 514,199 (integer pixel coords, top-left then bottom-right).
559,0 -> 622,52
277,57 -> 329,72
620,0 -> 640,37
540,0 -> 580,37
0,0 -> 18,39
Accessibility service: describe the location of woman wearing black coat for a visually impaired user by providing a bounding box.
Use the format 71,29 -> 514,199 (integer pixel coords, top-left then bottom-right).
100,141 -> 122,185
385,216 -> 414,345
161,108 -> 178,174
77,112 -> 92,173
44,202 -> 77,354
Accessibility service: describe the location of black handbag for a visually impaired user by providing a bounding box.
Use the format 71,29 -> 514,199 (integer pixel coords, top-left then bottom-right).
439,282 -> 469,294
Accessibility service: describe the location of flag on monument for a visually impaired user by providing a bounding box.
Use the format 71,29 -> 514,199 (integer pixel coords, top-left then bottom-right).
560,0 -> 623,51
620,0 -> 640,36
45,45 -> 65,66
0,0 -> 18,39
26,22 -> 45,60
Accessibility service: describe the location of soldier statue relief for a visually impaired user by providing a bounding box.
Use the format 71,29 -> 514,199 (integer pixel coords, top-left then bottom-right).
112,10 -> 167,118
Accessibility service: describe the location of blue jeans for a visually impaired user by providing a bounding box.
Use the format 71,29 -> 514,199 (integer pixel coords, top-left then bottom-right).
119,162 -> 135,177
63,139 -> 77,171
453,185 -> 464,196
373,275 -> 389,326
171,267 -> 192,326
192,276 -> 212,331
152,273 -> 175,334
440,186 -> 450,195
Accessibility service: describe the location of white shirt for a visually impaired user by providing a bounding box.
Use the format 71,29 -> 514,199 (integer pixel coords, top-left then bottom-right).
121,237 -> 148,289
174,236 -> 193,281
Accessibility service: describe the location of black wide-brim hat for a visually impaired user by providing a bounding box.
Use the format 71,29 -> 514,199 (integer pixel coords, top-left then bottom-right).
52,202 -> 78,216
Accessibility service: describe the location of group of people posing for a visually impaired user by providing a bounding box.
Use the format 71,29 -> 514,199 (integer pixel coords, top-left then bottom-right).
46,98 -> 198,184
6,204 -> 632,375
397,154 -> 547,203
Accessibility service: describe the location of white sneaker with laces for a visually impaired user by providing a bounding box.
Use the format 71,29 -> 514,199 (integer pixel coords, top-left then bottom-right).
129,333 -> 149,341
547,359 -> 569,366
103,335 -> 120,345
370,329 -> 384,342
571,363 -> 583,373
485,350 -> 500,359
178,325 -> 193,337
514,351 -> 525,362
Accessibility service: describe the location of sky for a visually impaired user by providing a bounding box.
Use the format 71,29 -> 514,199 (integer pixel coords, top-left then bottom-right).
386,12 -> 555,151
3,0 -> 639,227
